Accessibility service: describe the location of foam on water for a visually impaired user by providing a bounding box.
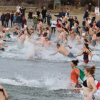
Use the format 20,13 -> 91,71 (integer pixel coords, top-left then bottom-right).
0,73 -> 75,90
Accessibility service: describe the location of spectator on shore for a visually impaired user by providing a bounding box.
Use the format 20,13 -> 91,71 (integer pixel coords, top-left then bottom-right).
37,9 -> 40,17
42,7 -> 47,23
22,16 -> 27,28
46,12 -> 51,26
33,13 -> 38,30
83,10 -> 89,19
20,5 -> 26,17
16,14 -> 22,28
11,11 -> 14,27
66,8 -> 69,17
5,12 -> 10,27
1,13 -> 5,26
28,9 -> 33,25
59,9 -> 65,18
13,14 -> 17,27
88,3 -> 92,12
16,5 -> 21,13
77,2 -> 81,9
51,19 -> 57,34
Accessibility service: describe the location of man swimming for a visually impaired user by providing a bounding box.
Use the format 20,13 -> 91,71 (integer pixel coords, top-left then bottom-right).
50,43 -> 76,58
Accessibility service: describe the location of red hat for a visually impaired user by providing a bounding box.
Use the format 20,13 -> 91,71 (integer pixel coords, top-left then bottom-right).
23,16 -> 25,18
49,11 -> 51,13
66,8 -> 69,10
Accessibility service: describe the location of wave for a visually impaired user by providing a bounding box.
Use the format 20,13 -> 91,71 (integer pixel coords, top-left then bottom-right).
0,73 -> 75,90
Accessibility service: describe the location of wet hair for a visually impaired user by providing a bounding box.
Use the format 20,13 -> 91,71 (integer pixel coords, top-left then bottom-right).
65,21 -> 67,23
84,43 -> 89,49
45,37 -> 50,40
75,84 -> 82,88
21,30 -> 24,34
71,60 -> 79,66
57,43 -> 60,47
43,32 -> 47,37
84,39 -> 88,43
63,28 -> 69,33
46,27 -> 49,30
85,66 -> 96,75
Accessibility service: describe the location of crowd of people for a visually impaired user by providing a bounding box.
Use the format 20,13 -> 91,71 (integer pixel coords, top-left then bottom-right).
0,4 -> 100,100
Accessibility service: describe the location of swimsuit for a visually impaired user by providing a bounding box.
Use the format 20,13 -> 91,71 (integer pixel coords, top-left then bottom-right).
49,35 -> 51,40
91,41 -> 96,46
6,33 -> 11,39
38,34 -> 41,37
67,52 -> 76,58
64,43 -> 67,45
83,51 -> 89,64
35,52 -> 42,59
0,88 -> 3,93
88,35 -> 92,41
74,28 -> 77,32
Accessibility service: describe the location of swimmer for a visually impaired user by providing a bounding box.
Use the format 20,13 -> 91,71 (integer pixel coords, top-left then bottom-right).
5,28 -> 11,41
44,37 -> 56,50
75,43 -> 92,64
91,31 -> 97,47
70,60 -> 80,85
36,32 -> 47,45
17,30 -> 25,46
50,43 -> 76,58
0,43 -> 8,51
73,66 -> 97,100
75,32 -> 81,45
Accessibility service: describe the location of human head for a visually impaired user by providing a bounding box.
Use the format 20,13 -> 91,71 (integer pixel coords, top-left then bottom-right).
71,60 -> 79,68
21,30 -> 24,35
43,32 -> 47,37
43,7 -> 45,10
56,43 -> 60,48
84,66 -> 96,77
83,43 -> 89,49
45,37 -> 50,41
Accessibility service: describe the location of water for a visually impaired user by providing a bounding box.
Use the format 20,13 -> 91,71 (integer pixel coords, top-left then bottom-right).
0,34 -> 100,100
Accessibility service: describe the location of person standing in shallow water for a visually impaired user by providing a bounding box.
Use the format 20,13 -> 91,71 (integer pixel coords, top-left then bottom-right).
0,85 -> 8,100
73,66 -> 97,100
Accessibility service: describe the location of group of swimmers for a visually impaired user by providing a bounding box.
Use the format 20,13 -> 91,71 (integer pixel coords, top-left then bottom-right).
0,8 -> 100,100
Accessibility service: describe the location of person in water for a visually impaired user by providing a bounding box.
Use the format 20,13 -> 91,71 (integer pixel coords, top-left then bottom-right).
0,43 -> 8,51
74,66 -> 97,100
70,60 -> 80,85
0,85 -> 8,100
6,28 -> 11,41
75,43 -> 92,64
50,43 -> 76,58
